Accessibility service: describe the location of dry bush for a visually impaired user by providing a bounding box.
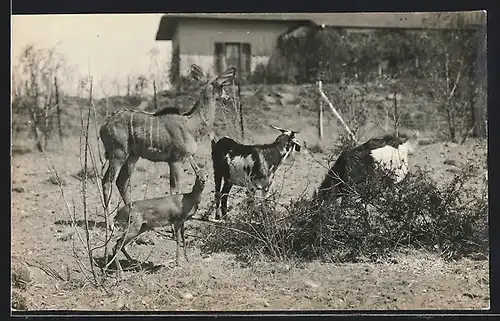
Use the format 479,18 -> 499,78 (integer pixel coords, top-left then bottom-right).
73,167 -> 99,183
200,150 -> 487,263
46,173 -> 67,186
12,262 -> 33,290
11,289 -> 29,310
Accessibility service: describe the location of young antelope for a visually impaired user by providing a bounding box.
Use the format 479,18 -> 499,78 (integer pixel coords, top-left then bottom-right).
107,158 -> 207,275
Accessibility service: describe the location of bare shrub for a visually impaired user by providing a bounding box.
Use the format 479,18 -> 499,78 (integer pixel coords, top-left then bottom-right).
12,44 -> 70,151
200,153 -> 487,263
12,262 -> 32,290
200,197 -> 302,263
46,174 -> 67,186
73,167 -> 98,183
11,289 -> 29,310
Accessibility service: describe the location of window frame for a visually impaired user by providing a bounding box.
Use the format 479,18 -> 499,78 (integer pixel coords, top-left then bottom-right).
214,42 -> 251,79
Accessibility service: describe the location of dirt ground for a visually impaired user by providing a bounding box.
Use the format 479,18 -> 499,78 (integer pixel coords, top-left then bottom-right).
11,84 -> 489,311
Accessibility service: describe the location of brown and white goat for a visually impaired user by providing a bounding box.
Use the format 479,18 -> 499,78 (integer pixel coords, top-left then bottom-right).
210,125 -> 301,220
106,157 -> 207,276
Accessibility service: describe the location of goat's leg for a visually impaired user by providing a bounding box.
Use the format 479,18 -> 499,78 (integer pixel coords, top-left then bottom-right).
245,188 -> 257,208
102,157 -> 126,230
116,155 -> 139,207
213,173 -> 223,220
220,181 -> 233,220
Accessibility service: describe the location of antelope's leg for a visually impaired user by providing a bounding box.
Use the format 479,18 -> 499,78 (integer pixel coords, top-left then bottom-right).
116,155 -> 139,206
181,223 -> 189,261
102,156 -> 126,229
168,162 -> 181,240
169,161 -> 182,195
174,224 -> 181,266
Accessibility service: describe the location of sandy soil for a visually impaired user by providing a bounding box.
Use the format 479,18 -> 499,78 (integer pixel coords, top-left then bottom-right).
11,83 -> 489,311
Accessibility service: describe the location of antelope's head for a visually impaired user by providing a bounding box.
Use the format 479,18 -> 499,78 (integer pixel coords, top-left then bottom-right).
190,64 -> 236,107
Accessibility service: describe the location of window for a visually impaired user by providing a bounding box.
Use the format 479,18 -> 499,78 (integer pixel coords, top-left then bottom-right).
215,42 -> 251,79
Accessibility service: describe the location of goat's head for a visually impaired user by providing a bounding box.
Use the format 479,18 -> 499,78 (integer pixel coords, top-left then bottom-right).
270,124 -> 302,152
190,64 -> 236,107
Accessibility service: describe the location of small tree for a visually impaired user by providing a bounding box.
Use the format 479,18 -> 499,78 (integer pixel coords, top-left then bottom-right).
169,45 -> 180,87
133,75 -> 149,98
12,44 -> 68,151
420,12 -> 486,142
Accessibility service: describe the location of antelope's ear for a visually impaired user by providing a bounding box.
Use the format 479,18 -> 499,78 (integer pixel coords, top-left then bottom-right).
412,129 -> 420,141
214,67 -> 236,86
190,64 -> 207,83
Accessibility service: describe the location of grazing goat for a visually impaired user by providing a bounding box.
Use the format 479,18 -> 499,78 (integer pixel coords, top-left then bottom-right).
314,131 -> 419,204
107,157 -> 207,276
210,125 -> 301,220
99,64 -> 236,230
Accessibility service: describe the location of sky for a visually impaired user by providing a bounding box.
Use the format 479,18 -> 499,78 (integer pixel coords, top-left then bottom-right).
12,14 -> 172,98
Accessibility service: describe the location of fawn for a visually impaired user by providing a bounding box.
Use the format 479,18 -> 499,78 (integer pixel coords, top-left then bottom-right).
106,157 -> 207,276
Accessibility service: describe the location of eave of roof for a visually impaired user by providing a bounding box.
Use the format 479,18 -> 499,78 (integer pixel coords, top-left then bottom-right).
155,12 -> 486,41
155,14 -> 312,40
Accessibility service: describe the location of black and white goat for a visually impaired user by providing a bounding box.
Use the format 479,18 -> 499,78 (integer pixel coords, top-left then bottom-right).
314,131 -> 419,204
210,125 -> 301,220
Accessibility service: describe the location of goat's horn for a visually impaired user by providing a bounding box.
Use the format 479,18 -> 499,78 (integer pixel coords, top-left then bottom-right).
270,124 -> 285,131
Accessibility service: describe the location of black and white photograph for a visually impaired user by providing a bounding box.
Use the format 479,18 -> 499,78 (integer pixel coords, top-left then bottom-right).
11,12 -> 489,311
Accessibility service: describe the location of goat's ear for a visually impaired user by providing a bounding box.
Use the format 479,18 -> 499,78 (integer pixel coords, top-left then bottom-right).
190,64 -> 207,83
214,67 -> 236,86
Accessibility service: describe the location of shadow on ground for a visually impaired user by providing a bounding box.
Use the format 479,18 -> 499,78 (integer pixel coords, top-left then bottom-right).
54,219 -> 108,230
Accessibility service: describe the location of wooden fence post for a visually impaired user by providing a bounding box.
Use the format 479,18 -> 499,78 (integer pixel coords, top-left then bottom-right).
317,80 -> 324,140
153,79 -> 157,110
238,85 -> 244,140
318,80 -> 357,143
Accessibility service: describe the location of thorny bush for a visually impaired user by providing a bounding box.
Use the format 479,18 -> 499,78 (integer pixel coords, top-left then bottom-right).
200,149 -> 487,263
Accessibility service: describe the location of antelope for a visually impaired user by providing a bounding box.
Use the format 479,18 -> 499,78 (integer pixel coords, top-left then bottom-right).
209,125 -> 301,220
106,158 -> 208,276
99,64 -> 236,230
314,131 -> 419,205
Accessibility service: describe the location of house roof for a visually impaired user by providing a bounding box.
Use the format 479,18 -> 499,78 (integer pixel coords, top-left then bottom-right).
156,13 -> 311,40
156,12 -> 485,40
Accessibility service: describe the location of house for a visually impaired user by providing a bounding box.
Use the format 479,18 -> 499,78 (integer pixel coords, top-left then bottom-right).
155,12 -> 485,81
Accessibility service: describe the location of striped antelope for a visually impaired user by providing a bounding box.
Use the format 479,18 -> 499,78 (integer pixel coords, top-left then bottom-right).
99,64 -> 236,230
